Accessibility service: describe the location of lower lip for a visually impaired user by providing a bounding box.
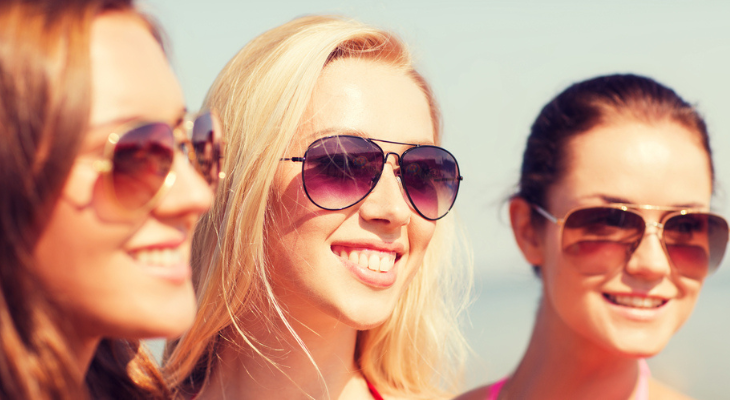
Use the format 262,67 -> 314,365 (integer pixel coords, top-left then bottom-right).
339,256 -> 398,289
602,294 -> 668,322
132,257 -> 192,285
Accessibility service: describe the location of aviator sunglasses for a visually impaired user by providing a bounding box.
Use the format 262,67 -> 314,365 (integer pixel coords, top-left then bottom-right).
93,111 -> 224,210
534,203 -> 730,278
281,135 -> 463,220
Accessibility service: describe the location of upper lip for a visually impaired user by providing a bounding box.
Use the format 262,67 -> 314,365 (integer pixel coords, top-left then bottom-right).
126,237 -> 187,253
603,292 -> 670,301
331,240 -> 407,257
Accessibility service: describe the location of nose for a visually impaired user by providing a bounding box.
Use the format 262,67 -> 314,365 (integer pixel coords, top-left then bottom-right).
358,162 -> 412,228
624,223 -> 672,279
152,155 -> 213,227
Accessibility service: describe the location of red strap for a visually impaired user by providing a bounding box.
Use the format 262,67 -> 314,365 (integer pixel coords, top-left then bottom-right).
366,380 -> 384,400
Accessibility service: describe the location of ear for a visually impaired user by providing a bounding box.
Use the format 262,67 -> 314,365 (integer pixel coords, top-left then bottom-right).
509,197 -> 545,267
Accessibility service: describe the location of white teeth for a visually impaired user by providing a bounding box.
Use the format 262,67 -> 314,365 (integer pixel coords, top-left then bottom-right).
335,247 -> 397,273
608,294 -> 665,309
367,254 -> 377,271
359,253 -> 369,269
133,248 -> 183,267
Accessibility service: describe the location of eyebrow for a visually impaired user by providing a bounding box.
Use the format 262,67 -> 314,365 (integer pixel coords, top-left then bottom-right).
598,194 -> 705,209
88,107 -> 187,131
307,127 -> 435,146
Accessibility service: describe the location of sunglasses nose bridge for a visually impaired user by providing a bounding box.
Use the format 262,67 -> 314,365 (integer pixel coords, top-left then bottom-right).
382,152 -> 402,168
643,221 -> 665,241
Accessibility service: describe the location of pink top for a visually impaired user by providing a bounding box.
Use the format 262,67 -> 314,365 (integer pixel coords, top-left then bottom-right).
190,382 -> 384,400
190,381 -> 385,400
487,359 -> 651,400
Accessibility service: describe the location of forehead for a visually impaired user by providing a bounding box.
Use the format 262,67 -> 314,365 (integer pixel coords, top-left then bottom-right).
88,12 -> 184,130
296,58 -> 434,151
549,121 -> 712,212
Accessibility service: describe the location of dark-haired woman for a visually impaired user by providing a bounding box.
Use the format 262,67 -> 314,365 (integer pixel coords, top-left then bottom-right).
0,0 -> 218,398
458,74 -> 727,400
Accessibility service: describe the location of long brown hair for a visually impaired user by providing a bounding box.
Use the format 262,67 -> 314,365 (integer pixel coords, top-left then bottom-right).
0,0 -> 169,398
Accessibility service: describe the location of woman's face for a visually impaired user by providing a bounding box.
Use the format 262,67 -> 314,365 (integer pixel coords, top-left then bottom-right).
268,58 -> 437,329
538,120 -> 712,356
32,13 -> 212,341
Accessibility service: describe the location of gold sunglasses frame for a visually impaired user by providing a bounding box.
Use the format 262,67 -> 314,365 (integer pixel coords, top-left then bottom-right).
533,203 -> 729,275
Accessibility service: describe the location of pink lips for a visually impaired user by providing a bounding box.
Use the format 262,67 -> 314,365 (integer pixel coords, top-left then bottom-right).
128,240 -> 191,285
332,243 -> 404,289
602,292 -> 670,322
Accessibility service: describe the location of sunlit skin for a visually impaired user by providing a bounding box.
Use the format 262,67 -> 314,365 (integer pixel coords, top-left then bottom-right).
200,58 -> 436,400
30,12 -> 212,377
458,121 -> 710,400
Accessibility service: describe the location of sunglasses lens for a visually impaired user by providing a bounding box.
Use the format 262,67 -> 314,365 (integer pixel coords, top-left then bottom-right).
112,123 -> 175,209
191,112 -> 222,186
401,146 -> 460,220
561,207 -> 644,274
302,136 -> 383,210
664,213 -> 729,277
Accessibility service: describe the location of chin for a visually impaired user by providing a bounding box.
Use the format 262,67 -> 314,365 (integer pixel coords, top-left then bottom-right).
602,331 -> 670,358
134,299 -> 197,339
331,300 -> 399,331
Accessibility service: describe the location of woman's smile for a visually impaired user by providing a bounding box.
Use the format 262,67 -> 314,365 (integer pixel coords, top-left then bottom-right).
331,243 -> 405,288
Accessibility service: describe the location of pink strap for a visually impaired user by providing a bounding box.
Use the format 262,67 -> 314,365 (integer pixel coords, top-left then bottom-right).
635,358 -> 651,400
486,378 -> 508,400
486,360 -> 649,400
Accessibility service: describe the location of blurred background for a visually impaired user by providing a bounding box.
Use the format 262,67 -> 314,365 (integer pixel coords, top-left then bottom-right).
142,1 -> 730,398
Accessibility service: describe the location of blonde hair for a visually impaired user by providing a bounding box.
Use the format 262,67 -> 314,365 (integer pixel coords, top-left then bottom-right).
164,15 -> 471,399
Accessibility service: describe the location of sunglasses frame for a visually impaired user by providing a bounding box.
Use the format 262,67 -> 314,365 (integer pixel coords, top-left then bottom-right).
281,135 -> 463,221
533,203 -> 729,275
92,111 -> 223,213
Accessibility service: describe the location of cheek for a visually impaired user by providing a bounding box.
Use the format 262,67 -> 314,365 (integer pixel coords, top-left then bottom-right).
674,276 -> 703,321
31,196 -> 149,333
411,220 -> 436,250
406,218 -> 437,270
33,199 -> 130,293
541,243 -> 599,330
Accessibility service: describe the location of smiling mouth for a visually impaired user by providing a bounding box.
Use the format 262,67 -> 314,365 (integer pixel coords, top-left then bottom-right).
332,246 -> 397,273
131,247 -> 184,267
603,293 -> 668,309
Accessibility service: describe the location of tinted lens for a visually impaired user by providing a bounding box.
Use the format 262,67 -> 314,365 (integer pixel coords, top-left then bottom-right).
664,213 -> 729,277
191,112 -> 222,185
401,146 -> 460,220
112,123 -> 175,208
302,136 -> 383,210
561,207 -> 645,274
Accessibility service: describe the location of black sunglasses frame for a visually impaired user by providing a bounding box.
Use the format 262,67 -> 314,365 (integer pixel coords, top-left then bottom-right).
281,135 -> 463,221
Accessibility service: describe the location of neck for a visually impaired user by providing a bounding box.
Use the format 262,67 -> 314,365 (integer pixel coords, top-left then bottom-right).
61,326 -> 102,383
505,298 -> 643,400
201,305 -> 370,400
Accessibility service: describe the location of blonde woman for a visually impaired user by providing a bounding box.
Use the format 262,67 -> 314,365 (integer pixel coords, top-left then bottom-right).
164,15 -> 470,400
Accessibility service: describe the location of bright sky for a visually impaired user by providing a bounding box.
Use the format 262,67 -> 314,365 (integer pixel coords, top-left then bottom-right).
142,0 -> 730,279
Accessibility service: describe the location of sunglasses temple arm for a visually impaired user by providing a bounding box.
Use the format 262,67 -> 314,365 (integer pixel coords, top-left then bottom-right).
280,157 -> 305,162
533,205 -> 559,224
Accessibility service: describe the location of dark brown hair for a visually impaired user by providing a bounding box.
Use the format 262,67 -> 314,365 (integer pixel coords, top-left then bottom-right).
0,0 -> 169,398
517,73 -> 713,213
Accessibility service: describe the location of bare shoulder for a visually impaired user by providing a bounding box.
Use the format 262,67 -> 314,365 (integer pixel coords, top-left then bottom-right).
649,378 -> 695,400
452,385 -> 490,400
